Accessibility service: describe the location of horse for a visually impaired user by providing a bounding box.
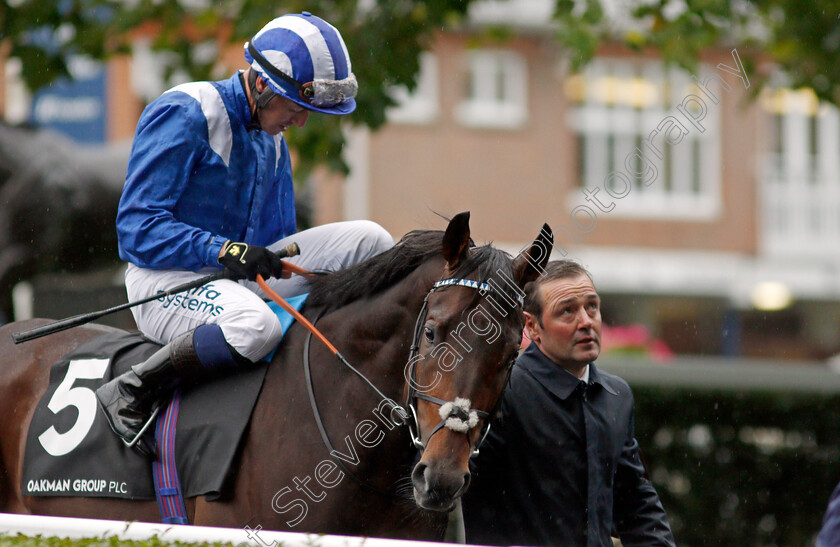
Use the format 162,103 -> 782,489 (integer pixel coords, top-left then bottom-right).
0,212 -> 552,540
0,121 -> 130,322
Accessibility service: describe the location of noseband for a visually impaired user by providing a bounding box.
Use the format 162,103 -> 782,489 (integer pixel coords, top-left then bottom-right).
404,278 -> 519,457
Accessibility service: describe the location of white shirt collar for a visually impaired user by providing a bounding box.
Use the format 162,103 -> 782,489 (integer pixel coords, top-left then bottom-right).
580,364 -> 590,384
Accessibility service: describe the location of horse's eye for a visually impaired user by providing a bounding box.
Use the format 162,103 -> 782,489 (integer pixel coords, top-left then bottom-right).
424,327 -> 435,343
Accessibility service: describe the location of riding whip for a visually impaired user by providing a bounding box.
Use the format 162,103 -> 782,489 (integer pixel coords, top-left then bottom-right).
11,242 -> 301,344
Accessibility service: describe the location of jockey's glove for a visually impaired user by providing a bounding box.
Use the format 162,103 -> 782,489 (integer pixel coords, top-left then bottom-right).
218,241 -> 285,281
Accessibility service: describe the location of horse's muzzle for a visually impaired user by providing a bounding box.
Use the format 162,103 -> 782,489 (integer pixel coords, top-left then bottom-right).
411,460 -> 471,512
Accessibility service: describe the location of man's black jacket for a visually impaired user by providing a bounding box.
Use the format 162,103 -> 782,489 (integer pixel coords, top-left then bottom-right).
462,343 -> 675,546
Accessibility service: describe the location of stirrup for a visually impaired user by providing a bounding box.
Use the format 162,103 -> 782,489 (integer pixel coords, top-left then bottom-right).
124,406 -> 160,458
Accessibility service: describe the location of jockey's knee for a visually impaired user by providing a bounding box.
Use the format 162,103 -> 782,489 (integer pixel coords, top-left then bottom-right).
220,305 -> 284,363
351,220 -> 394,258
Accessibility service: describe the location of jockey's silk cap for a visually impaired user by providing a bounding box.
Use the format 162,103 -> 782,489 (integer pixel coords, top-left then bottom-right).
244,12 -> 357,115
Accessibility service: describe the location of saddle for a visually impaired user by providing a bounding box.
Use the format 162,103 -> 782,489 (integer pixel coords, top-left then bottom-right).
22,330 -> 268,501
22,295 -> 307,502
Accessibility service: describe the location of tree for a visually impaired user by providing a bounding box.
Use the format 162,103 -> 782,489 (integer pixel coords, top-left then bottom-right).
3,0 -> 838,174
0,0 -> 475,175
552,0 -> 840,105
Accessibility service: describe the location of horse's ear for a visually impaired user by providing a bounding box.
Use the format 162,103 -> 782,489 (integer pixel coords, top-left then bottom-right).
512,223 -> 553,288
442,211 -> 471,269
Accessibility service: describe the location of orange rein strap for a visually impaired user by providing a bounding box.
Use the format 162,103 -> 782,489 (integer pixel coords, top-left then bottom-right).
255,273 -> 339,355
279,259 -> 311,277
258,263 -> 401,410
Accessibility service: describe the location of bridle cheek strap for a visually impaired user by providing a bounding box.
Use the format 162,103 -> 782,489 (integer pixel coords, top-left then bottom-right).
405,277 -> 512,458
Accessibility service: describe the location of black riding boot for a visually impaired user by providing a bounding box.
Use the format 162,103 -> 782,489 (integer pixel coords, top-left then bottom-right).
95,330 -> 203,458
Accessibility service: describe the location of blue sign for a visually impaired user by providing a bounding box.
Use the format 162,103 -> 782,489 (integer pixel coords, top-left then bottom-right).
30,57 -> 107,144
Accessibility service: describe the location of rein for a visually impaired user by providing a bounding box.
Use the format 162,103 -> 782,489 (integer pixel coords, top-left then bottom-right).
256,273 -> 516,494
303,310 -> 402,498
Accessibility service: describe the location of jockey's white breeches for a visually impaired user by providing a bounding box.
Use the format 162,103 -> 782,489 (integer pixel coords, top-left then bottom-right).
125,220 -> 394,362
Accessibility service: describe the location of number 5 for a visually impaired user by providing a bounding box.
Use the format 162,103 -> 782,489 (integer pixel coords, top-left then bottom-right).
39,358 -> 110,456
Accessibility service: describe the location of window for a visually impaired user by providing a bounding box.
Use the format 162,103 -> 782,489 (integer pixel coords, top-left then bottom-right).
759,87 -> 840,257
386,52 -> 439,125
455,49 -> 527,129
566,58 -> 722,219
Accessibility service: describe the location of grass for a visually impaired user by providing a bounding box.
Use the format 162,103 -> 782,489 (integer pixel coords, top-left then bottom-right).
0,536 -> 239,547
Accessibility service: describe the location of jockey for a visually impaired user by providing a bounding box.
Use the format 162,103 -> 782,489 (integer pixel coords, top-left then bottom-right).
96,12 -> 393,457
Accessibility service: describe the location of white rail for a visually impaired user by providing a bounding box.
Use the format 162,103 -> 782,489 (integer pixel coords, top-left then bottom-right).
0,513 -> 452,546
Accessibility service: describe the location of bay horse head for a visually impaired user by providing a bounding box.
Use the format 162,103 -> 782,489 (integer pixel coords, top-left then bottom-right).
403,212 -> 553,511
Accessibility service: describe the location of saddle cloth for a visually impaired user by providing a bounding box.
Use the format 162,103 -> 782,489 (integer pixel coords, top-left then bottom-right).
21,295 -> 307,501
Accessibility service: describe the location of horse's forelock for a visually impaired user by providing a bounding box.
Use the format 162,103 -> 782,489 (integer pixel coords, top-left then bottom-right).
451,244 -> 522,317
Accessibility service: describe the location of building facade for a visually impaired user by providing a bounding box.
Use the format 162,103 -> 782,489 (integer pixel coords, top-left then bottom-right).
3,3 -> 839,362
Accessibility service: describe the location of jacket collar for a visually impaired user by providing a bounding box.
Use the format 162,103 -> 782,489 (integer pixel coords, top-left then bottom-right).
517,342 -> 618,401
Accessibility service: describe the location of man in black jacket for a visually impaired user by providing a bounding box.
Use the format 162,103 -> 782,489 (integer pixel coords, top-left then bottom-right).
462,260 -> 675,546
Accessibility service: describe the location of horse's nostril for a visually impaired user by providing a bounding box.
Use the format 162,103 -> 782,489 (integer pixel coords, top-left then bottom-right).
462,471 -> 471,492
412,462 -> 428,489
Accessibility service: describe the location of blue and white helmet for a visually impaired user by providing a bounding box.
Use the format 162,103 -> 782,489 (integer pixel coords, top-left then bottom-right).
244,12 -> 357,115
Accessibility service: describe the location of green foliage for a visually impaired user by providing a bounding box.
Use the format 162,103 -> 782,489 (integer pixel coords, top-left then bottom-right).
6,0 -> 840,174
633,386 -> 840,545
552,0 -> 840,105
1,0 -> 473,174
0,536 -> 239,547
284,0 -> 471,175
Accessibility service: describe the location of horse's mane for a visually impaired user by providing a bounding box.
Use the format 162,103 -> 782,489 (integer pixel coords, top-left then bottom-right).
306,229 -> 521,311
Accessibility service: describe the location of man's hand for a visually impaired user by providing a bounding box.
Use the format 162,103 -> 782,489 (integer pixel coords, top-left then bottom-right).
218,241 -> 285,281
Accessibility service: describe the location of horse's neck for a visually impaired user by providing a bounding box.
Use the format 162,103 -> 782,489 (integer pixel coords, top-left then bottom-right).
287,259 -> 443,489
323,258 -> 443,387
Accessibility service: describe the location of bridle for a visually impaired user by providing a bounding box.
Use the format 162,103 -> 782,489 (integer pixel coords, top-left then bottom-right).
404,278 -> 518,457
303,276 -> 520,494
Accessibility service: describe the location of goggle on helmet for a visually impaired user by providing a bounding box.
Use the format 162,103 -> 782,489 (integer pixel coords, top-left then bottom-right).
244,12 -> 357,115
